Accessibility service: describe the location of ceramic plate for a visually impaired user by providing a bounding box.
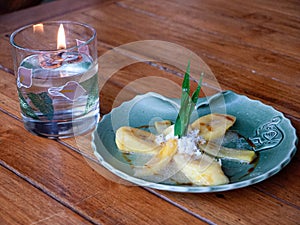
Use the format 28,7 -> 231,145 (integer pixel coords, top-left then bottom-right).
92,91 -> 297,192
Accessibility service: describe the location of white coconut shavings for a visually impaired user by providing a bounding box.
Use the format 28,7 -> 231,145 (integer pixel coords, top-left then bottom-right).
155,129 -> 206,158
155,129 -> 223,166
177,129 -> 206,157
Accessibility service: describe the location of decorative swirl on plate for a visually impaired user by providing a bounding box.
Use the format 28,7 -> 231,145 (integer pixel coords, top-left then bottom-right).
249,116 -> 283,151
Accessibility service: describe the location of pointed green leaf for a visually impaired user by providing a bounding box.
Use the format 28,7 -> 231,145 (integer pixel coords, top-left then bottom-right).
174,91 -> 190,137
174,63 -> 204,138
191,72 -> 204,104
181,61 -> 190,96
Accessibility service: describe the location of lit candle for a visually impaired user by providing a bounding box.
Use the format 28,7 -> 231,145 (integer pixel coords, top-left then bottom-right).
11,21 -> 99,138
38,24 -> 84,71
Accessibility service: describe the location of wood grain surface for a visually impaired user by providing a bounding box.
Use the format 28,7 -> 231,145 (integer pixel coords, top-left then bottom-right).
0,0 -> 299,224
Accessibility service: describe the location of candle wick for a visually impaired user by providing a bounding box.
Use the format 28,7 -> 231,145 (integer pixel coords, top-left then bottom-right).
39,51 -> 82,69
58,51 -> 65,58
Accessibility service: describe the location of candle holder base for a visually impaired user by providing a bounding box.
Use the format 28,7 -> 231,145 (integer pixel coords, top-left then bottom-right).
23,113 -> 99,139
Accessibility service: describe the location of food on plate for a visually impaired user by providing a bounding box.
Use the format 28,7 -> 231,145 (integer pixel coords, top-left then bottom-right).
115,113 -> 257,186
134,139 -> 178,178
191,114 -> 236,140
154,120 -> 172,134
115,63 -> 256,186
172,153 -> 230,186
199,142 -> 256,163
116,126 -> 160,154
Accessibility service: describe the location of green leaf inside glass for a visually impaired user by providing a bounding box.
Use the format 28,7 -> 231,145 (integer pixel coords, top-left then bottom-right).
28,92 -> 54,120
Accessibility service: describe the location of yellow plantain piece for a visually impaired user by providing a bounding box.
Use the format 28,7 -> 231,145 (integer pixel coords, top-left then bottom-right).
173,153 -> 229,186
134,139 -> 178,178
191,113 -> 236,141
115,126 -> 161,154
199,142 -> 256,163
154,120 -> 172,134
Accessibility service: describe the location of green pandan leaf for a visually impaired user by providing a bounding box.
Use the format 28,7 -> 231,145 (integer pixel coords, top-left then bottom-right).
28,92 -> 54,120
174,91 -> 191,137
191,72 -> 204,104
181,61 -> 190,96
17,89 -> 39,120
174,63 -> 204,138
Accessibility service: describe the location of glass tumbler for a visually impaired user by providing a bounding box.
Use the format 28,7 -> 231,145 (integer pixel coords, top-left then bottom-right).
10,21 -> 99,138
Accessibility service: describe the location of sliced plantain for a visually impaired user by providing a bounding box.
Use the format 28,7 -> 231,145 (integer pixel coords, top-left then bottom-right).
199,142 -> 257,163
172,153 -> 229,185
191,113 -> 236,141
115,126 -> 161,154
161,124 -> 192,138
154,120 -> 172,134
134,139 -> 178,179
162,124 -> 174,137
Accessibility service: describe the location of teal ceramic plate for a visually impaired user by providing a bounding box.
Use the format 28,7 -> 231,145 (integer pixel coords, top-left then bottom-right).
92,91 -> 297,192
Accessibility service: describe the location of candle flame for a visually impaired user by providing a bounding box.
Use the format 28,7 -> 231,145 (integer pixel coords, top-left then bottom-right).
57,24 -> 66,49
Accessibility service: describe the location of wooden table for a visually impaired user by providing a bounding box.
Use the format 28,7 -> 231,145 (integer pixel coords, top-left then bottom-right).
0,0 -> 299,224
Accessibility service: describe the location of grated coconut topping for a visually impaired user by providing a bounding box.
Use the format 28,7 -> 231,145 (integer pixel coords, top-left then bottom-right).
155,129 -> 206,158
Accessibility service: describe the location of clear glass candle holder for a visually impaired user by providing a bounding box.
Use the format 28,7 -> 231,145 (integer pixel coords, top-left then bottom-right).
10,21 -> 99,138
